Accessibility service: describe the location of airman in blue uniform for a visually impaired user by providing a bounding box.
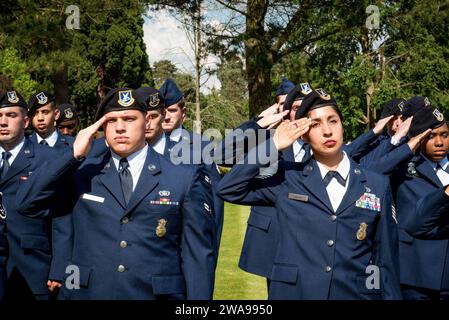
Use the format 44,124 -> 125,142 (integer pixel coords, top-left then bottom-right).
360,97 -> 428,174
390,101 -> 449,300
16,88 -> 216,300
28,91 -> 73,150
0,90 -> 64,300
159,79 -> 224,261
56,103 -> 79,137
218,89 -> 402,299
217,83 -> 397,291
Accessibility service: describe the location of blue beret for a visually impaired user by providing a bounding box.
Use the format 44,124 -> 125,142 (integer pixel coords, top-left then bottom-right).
0,90 -> 27,109
380,98 -> 406,119
135,87 -> 165,110
28,90 -> 55,114
295,88 -> 339,120
409,100 -> 445,137
94,88 -> 146,121
283,83 -> 313,112
402,96 -> 431,118
57,103 -> 78,124
159,79 -> 183,107
275,78 -> 296,97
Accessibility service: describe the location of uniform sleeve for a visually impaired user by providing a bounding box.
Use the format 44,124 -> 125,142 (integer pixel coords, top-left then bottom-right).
181,165 -> 217,300
374,182 -> 402,299
405,189 -> 449,239
344,129 -> 378,162
49,213 -> 74,282
213,118 -> 264,167
360,142 -> 414,175
359,137 -> 396,166
16,148 -> 82,217
217,139 -> 283,206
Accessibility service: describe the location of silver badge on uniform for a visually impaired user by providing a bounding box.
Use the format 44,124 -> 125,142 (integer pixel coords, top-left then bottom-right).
300,83 -> 312,95
316,88 -> 331,100
433,108 -> 444,122
158,190 -> 170,197
118,90 -> 135,107
148,93 -> 160,108
36,92 -> 48,105
7,91 -> 19,104
64,108 -> 74,119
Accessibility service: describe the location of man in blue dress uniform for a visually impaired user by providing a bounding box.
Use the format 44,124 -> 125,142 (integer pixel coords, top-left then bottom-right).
16,88 -> 216,300
28,91 -> 73,149
159,79 -> 224,262
56,103 -> 79,137
218,89 -> 402,299
0,90 -> 64,300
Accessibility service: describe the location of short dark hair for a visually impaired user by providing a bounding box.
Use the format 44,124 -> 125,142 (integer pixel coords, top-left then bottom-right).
308,104 -> 344,122
178,99 -> 186,109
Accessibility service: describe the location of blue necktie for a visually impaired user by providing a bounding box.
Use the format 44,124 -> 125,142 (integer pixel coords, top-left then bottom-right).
119,158 -> 133,205
0,151 -> 11,180
323,171 -> 346,187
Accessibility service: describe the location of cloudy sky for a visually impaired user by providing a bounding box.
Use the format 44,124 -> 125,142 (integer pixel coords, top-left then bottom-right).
142,7 -> 222,93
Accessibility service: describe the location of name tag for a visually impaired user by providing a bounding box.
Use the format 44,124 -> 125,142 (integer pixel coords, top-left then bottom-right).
81,193 -> 105,203
288,193 -> 309,202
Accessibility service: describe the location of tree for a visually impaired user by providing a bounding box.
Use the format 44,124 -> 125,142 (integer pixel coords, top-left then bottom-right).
0,0 -> 153,125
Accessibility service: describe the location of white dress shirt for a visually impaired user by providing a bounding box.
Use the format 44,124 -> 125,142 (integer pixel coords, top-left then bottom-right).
36,129 -> 58,147
151,134 -> 166,155
0,137 -> 25,167
111,144 -> 148,191
293,139 -> 310,162
424,155 -> 449,186
316,152 -> 351,212
169,126 -> 183,143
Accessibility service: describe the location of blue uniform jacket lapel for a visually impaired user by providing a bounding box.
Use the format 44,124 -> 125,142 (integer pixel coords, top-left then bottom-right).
335,161 -> 367,215
98,153 -> 127,210
29,132 -> 38,144
164,138 -> 176,158
415,156 -> 443,188
280,145 -> 294,162
300,159 -> 334,213
0,139 -> 34,187
124,147 -> 161,217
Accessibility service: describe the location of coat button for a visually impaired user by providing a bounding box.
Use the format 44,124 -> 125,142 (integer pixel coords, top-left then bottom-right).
330,215 -> 337,221
120,241 -> 128,248
327,240 -> 334,247
121,217 -> 129,224
325,266 -> 332,272
117,265 -> 126,272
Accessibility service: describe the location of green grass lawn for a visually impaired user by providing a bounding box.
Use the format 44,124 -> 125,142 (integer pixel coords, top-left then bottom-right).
213,203 -> 267,300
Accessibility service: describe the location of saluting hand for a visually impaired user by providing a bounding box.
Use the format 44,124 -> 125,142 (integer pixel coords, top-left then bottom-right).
407,128 -> 432,153
257,110 -> 289,129
73,116 -> 107,160
393,116 -> 413,141
373,115 -> 393,135
273,118 -> 312,151
258,103 -> 281,118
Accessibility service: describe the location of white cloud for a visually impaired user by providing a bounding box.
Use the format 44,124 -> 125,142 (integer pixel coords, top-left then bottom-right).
143,8 -> 221,93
